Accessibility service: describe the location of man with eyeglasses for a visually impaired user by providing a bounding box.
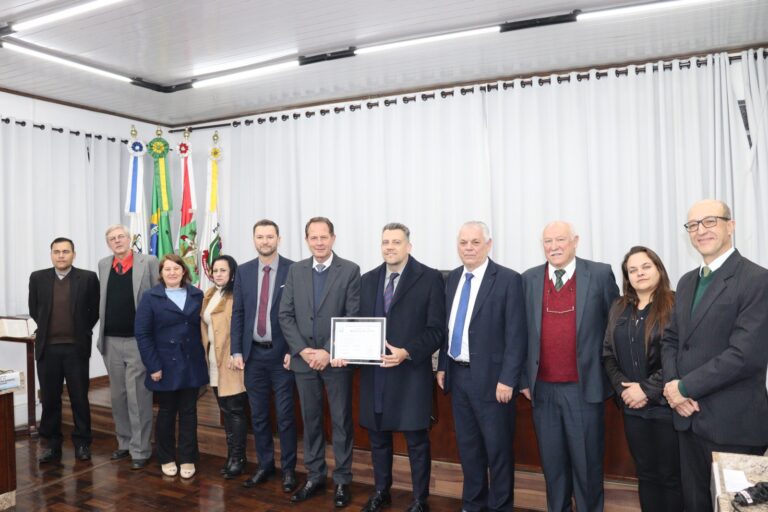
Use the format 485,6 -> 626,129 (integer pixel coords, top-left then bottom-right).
519,221 -> 618,512
662,199 -> 768,512
96,224 -> 158,469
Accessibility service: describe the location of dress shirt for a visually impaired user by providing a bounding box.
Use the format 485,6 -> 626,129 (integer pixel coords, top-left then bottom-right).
448,257 -> 489,362
547,257 -> 577,286
253,257 -> 279,342
111,252 -> 134,274
55,267 -> 73,280
313,252 -> 334,272
700,247 -> 735,276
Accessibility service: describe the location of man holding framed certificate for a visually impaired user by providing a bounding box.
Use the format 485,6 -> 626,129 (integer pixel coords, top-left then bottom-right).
351,223 -> 445,512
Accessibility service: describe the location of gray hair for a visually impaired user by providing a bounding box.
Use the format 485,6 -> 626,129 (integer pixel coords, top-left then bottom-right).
542,220 -> 577,240
382,222 -> 410,240
460,221 -> 491,241
104,224 -> 129,239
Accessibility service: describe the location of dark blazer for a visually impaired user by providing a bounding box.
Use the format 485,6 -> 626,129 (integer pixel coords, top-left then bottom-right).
661,250 -> 768,446
134,284 -> 208,392
97,252 -> 159,354
520,257 -> 618,404
28,266 -> 100,361
358,257 -> 446,431
231,254 -> 294,362
438,258 -> 528,401
279,253 -> 361,373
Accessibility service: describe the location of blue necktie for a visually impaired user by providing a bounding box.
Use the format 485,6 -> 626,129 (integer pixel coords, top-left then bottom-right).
449,272 -> 474,359
383,273 -> 399,314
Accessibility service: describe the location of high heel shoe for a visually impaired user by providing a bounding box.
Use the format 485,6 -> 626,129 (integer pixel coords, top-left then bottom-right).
161,462 -> 178,477
180,463 -> 196,479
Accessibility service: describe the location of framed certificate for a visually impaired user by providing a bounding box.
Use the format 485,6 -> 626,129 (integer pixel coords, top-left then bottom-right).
330,317 -> 386,365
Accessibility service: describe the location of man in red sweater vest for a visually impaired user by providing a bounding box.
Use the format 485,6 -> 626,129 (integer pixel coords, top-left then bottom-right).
520,221 -> 618,512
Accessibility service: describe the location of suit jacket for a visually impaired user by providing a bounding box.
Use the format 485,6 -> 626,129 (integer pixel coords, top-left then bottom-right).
358,257 -> 446,431
28,266 -> 100,361
437,258 -> 528,402
97,252 -> 159,354
134,284 -> 208,391
201,288 -> 245,397
520,257 -> 618,405
279,253 -> 361,373
661,250 -> 768,446
231,255 -> 293,363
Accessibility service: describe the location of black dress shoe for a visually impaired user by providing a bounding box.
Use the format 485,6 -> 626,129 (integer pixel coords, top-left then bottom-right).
111,449 -> 130,460
361,490 -> 391,512
75,445 -> 92,461
131,458 -> 148,470
405,501 -> 429,512
38,448 -> 62,464
334,484 -> 351,508
291,479 -> 326,502
242,466 -> 275,488
282,469 -> 297,493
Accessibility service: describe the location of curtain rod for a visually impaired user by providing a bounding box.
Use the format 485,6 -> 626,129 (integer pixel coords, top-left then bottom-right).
0,117 -> 129,143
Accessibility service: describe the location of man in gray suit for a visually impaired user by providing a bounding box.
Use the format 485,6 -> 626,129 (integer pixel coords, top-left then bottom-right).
662,200 -> 768,512
97,224 -> 158,469
520,221 -> 618,512
279,217 -> 361,508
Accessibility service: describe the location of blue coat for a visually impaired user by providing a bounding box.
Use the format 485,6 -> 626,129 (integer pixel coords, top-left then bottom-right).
135,284 -> 208,391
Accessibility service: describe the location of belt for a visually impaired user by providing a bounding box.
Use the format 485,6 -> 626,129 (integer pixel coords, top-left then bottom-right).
451,359 -> 470,368
253,341 -> 273,349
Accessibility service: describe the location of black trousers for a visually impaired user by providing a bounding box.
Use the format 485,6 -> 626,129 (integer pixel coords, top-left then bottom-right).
623,414 -> 683,512
213,387 -> 248,459
36,343 -> 91,449
678,429 -> 766,512
155,388 -> 199,464
368,416 -> 431,502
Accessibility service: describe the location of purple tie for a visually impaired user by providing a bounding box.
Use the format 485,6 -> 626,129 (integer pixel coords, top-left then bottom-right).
256,265 -> 271,337
384,273 -> 399,314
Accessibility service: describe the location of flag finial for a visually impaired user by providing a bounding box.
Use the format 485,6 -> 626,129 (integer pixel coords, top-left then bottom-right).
130,125 -> 137,138
183,127 -> 191,140
213,130 -> 219,144
155,126 -> 163,137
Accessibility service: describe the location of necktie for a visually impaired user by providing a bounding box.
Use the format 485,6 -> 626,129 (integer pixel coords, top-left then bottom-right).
449,273 -> 474,359
315,263 -> 326,273
256,265 -> 271,337
383,273 -> 399,314
554,269 -> 566,291
701,266 -> 711,277
117,262 -> 123,274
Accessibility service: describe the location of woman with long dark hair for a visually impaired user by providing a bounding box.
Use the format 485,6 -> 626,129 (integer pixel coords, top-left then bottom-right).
135,254 -> 207,478
201,255 -> 248,479
603,246 -> 682,512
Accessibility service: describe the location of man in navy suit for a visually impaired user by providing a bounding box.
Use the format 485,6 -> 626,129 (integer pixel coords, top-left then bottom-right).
662,200 -> 768,512
520,221 -> 618,512
436,221 -> 527,512
356,223 -> 445,512
231,219 -> 298,492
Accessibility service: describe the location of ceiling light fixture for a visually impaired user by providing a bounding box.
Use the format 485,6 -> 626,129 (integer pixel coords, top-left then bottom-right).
577,0 -> 718,21
355,26 -> 500,55
192,60 -> 299,88
1,41 -> 131,82
11,0 -> 125,32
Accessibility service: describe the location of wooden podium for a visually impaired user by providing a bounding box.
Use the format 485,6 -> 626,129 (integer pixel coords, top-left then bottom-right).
0,390 -> 17,510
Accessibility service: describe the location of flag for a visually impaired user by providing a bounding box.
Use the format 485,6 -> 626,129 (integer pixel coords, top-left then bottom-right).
200,144 -> 223,290
176,141 -> 199,285
148,136 -> 174,258
125,139 -> 148,254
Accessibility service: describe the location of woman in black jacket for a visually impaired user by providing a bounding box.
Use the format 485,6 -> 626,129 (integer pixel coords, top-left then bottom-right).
603,246 -> 682,512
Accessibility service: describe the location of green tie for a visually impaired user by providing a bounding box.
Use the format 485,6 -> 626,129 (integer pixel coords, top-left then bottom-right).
554,269 -> 566,291
692,266 -> 714,313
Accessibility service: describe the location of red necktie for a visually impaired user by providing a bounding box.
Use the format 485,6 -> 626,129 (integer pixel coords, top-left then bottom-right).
256,265 -> 271,337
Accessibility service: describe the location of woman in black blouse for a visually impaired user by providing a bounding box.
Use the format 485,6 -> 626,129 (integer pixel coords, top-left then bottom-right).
603,246 -> 682,512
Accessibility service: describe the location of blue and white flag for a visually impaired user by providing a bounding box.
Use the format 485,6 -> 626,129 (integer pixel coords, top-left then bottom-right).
125,139 -> 149,254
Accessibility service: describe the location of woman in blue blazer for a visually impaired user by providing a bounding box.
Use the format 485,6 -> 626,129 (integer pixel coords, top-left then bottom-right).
135,254 -> 207,478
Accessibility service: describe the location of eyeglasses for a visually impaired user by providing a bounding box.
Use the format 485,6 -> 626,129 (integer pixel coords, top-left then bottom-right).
683,216 -> 730,233
108,234 -> 128,243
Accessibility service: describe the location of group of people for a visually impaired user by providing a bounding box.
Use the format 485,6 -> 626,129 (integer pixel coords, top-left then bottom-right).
26,199 -> 768,512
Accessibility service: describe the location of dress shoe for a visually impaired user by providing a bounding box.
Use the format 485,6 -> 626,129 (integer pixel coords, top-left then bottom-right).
242,466 -> 275,488
361,490 -> 391,512
161,462 -> 178,477
282,468 -> 297,493
291,479 -> 326,502
131,458 -> 148,470
38,448 -> 62,464
111,449 -> 130,460
405,501 -> 429,512
75,445 -> 91,461
180,463 -> 196,479
334,484 -> 351,508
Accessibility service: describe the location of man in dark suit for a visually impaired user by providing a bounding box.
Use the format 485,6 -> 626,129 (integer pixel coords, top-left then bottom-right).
436,221 -> 527,512
662,199 -> 768,512
97,224 -> 158,470
520,221 -> 618,512
231,219 -> 298,492
28,237 -> 100,463
279,217 -> 361,508
356,223 -> 445,512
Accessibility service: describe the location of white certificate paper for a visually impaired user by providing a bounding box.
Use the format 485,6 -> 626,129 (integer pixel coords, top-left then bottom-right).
331,317 -> 386,365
